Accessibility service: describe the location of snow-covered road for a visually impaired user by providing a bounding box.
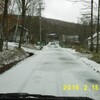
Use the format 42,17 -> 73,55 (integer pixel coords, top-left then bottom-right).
0,44 -> 100,100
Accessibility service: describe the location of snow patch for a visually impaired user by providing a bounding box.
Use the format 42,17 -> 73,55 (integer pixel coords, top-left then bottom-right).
63,48 -> 100,75
0,48 -> 29,68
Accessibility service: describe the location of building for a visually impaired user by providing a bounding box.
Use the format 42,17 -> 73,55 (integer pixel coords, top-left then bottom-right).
87,32 -> 100,48
62,35 -> 79,45
8,25 -> 29,43
46,33 -> 58,43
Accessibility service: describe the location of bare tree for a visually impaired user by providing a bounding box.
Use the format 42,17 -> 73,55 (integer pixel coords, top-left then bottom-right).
0,0 -> 4,51
96,0 -> 100,53
88,0 -> 94,51
68,0 -> 96,51
2,0 -> 9,50
0,0 -> 4,14
0,0 -> 13,51
18,0 -> 25,48
78,0 -> 94,51
15,0 -> 32,48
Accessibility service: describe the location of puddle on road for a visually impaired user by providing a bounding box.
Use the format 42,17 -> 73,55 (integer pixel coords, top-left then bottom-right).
75,71 -> 100,85
59,57 -> 78,65
59,57 -> 74,61
43,62 -> 51,65
64,62 -> 78,65
43,61 -> 78,65
38,65 -> 68,72
54,53 -> 64,56
39,62 -> 79,72
87,79 -> 100,84
75,71 -> 90,77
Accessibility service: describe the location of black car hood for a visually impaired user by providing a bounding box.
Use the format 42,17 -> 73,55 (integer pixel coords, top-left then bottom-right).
0,93 -> 94,100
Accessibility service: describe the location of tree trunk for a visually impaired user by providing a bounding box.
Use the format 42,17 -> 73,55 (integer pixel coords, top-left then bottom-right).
1,0 -> 8,51
90,0 -> 94,51
0,36 -> 3,51
13,15 -> 20,42
96,0 -> 100,53
0,24 -> 3,51
18,0 -> 25,48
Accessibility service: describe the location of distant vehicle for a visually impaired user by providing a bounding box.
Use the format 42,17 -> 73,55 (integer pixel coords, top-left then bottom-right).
46,33 -> 58,43
49,42 -> 56,45
47,42 -> 59,48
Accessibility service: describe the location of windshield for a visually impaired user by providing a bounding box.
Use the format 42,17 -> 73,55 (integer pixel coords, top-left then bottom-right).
0,0 -> 100,100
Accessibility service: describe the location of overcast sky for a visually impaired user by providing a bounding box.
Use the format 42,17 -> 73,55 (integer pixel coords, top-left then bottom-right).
42,0 -> 83,23
43,0 -> 99,23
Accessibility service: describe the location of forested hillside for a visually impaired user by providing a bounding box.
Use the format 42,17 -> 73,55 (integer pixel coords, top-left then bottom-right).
0,14 -> 91,44
25,16 -> 91,44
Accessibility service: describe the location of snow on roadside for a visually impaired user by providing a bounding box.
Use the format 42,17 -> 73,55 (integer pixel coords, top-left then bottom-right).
7,42 -> 43,54
80,57 -> 100,74
0,42 -> 42,68
7,42 -> 35,53
63,48 -> 100,74
0,48 -> 29,68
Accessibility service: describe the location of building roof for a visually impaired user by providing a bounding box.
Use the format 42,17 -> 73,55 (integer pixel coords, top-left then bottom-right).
47,33 -> 57,37
66,35 -> 79,39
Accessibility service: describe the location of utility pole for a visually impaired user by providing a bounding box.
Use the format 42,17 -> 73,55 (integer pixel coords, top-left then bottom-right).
96,0 -> 100,53
13,15 -> 20,42
90,0 -> 94,51
39,2 -> 42,44
3,0 -> 8,50
14,0 -> 21,42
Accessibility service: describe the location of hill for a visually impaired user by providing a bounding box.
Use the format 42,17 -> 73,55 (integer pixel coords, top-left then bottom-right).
0,14 -> 89,44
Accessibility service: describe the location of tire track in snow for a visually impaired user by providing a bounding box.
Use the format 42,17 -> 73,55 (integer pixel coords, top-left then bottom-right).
17,50 -> 48,92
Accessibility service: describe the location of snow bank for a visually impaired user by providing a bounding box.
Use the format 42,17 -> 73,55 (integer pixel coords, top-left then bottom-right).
63,48 -> 100,74
80,57 -> 100,74
7,42 -> 43,53
0,47 -> 29,68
